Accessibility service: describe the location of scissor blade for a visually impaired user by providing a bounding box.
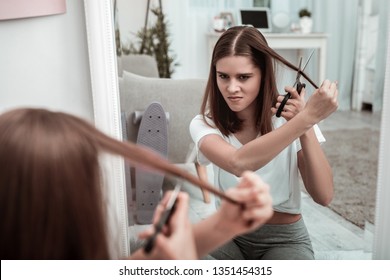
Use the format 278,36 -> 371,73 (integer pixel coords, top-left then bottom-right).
301,49 -> 315,72
297,56 -> 303,70
294,56 -> 304,85
166,184 -> 181,209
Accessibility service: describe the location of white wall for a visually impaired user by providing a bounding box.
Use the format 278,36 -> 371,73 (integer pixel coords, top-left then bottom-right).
116,0 -> 150,49
0,0 -> 93,121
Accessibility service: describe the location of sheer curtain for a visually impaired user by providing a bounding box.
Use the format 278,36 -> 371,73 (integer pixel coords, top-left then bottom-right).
311,0 -> 359,110
164,0 -> 252,79
283,0 -> 387,111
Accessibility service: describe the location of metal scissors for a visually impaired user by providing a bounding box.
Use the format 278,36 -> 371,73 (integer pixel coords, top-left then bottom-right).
276,49 -> 315,118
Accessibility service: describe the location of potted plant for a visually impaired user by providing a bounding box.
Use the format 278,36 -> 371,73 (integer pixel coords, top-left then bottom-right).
120,5 -> 178,78
299,8 -> 311,18
298,8 -> 313,34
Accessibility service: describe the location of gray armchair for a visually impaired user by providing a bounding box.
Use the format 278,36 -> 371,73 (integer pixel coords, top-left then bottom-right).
117,54 -> 159,78
118,71 -> 217,253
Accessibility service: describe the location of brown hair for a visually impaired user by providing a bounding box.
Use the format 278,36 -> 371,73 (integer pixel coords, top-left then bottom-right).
201,26 -> 317,136
0,108 -> 231,259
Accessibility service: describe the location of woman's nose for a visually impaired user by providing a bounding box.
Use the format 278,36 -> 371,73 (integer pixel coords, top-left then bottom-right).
227,80 -> 240,93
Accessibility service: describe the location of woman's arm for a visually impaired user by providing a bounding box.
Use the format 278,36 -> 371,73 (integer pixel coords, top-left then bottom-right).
298,128 -> 334,206
277,81 -> 336,206
195,163 -> 210,203
199,80 -> 338,176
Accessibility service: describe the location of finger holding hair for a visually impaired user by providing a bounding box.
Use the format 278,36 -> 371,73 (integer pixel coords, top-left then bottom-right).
221,171 -> 273,233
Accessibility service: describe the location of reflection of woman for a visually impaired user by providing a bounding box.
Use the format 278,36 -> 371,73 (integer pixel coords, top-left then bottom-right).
190,26 -> 338,259
0,108 -> 273,260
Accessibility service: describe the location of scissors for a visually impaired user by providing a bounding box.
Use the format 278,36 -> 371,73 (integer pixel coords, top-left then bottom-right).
276,49 -> 315,118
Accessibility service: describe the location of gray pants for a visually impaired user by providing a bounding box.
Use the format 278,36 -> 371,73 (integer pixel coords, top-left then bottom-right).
210,218 -> 314,260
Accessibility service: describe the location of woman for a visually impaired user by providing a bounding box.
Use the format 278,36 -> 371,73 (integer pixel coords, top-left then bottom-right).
0,107 -> 273,260
190,26 -> 338,259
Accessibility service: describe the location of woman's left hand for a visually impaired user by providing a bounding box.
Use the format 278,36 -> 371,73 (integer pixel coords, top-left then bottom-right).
271,86 -> 306,121
136,192 -> 198,260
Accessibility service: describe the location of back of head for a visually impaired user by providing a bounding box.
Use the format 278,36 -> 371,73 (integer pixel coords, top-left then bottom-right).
0,107 -> 217,259
0,108 -> 109,259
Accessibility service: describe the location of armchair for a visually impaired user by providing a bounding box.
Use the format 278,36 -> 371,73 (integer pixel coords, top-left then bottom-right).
118,71 -> 217,252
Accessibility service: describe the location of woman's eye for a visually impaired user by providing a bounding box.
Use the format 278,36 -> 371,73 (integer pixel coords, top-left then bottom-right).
218,74 -> 228,79
239,75 -> 250,81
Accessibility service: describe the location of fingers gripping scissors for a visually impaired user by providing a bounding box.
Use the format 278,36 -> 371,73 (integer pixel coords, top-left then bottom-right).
143,183 -> 180,253
276,49 -> 315,118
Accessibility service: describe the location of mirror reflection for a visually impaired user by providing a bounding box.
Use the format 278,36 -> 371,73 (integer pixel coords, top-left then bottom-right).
113,0 -> 388,259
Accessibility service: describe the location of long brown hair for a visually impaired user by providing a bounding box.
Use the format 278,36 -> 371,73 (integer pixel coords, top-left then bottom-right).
0,108 -> 233,259
201,26 -> 318,136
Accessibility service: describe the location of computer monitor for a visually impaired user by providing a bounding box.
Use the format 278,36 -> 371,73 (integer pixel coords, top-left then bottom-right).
239,8 -> 272,33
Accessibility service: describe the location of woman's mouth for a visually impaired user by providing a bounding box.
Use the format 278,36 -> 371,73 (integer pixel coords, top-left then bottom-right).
228,96 -> 242,102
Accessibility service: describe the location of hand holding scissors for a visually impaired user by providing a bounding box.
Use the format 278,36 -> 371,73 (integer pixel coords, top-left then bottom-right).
276,50 -> 315,118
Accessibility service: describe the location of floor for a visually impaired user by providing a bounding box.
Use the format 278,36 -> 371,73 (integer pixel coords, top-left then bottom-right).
303,109 -> 381,260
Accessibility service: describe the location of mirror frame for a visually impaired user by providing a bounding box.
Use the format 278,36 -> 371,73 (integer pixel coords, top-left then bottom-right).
84,0 -> 129,257
83,0 -> 390,259
372,15 -> 390,259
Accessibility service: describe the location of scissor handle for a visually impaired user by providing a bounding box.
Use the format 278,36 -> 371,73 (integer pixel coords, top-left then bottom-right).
276,93 -> 291,118
296,82 -> 306,95
276,82 -> 307,118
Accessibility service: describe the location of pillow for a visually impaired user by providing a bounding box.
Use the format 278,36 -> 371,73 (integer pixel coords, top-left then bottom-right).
119,54 -> 159,78
120,71 -> 207,163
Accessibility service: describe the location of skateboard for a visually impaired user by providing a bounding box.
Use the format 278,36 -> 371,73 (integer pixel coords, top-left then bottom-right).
135,102 -> 168,224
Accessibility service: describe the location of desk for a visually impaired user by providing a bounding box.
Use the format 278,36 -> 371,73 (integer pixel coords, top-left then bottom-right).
207,32 -> 328,83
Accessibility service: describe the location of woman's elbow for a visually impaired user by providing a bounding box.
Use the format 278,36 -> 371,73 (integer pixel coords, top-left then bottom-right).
313,189 -> 334,206
314,195 -> 333,206
228,156 -> 255,177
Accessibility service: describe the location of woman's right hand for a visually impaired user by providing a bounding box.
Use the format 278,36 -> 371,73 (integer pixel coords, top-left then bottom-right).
135,191 -> 198,260
303,79 -> 338,124
272,85 -> 306,121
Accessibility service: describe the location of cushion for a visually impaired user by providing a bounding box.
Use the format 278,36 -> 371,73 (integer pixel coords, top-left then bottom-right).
120,71 -> 207,163
118,54 -> 159,78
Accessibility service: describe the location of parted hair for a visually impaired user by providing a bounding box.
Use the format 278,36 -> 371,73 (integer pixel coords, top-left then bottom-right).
0,108 -> 213,259
201,26 -> 317,136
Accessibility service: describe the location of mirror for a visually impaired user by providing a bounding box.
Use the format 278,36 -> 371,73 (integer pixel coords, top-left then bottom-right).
83,0 -> 129,257
372,16 -> 390,259
84,0 -> 390,259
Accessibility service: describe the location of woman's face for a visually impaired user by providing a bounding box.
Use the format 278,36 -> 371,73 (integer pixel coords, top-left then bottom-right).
216,55 -> 261,118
